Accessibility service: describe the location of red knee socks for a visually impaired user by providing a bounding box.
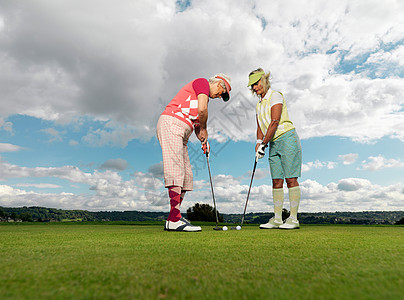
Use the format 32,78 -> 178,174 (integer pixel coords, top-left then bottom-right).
167,186 -> 182,222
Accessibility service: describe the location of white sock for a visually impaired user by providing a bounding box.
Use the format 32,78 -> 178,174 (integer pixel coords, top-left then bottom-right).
288,186 -> 301,220
273,188 -> 284,220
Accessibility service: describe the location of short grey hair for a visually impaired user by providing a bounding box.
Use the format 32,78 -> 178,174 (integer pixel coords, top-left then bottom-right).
209,73 -> 230,91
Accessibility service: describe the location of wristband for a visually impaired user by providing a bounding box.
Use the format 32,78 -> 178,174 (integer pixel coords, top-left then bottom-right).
256,139 -> 263,144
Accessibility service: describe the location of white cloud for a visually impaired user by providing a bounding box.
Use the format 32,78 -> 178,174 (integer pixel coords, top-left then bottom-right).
133,171 -> 164,191
251,168 -> 269,180
338,153 -> 358,165
69,140 -> 79,146
290,75 -> 404,143
212,174 -> 241,187
148,162 -> 164,179
0,157 -> 170,210
0,185 -> 33,196
361,155 -> 404,171
300,179 -> 404,212
302,160 -> 336,172
0,1 -> 403,213
0,143 -> 22,152
0,154 -> 403,212
0,0 -> 402,144
182,177 -> 404,213
366,45 -> 404,66
100,158 -> 128,171
0,118 -> 13,133
41,128 -> 63,143
15,183 -> 61,189
82,121 -> 148,148
337,178 -> 371,191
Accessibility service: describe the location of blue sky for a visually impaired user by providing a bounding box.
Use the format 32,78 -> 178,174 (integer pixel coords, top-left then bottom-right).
0,0 -> 403,213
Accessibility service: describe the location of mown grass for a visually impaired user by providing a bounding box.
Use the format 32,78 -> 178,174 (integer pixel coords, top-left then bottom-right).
0,223 -> 403,299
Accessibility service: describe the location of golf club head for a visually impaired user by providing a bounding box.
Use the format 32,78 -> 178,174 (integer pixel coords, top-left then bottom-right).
213,227 -> 223,231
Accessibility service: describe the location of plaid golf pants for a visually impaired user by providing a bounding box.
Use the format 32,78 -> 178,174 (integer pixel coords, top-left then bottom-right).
156,115 -> 193,190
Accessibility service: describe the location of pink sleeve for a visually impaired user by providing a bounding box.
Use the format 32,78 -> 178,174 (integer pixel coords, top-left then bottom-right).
192,78 -> 209,96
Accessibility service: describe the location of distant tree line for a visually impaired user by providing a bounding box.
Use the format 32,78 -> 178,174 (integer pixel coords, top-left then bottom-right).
0,208 -> 34,222
0,206 -> 167,222
1,206 -> 403,225
233,211 -> 404,225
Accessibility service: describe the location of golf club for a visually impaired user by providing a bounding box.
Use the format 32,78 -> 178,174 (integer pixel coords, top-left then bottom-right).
205,149 -> 224,231
231,155 -> 258,230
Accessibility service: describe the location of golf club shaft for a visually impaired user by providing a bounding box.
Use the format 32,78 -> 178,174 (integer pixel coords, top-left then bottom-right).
240,157 -> 258,226
206,153 -> 220,227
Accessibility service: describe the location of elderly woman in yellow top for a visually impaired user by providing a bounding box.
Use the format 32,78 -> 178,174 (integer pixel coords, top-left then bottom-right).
248,68 -> 302,229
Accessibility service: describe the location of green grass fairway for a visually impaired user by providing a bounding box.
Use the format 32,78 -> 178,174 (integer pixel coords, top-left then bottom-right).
1,224 -> 403,299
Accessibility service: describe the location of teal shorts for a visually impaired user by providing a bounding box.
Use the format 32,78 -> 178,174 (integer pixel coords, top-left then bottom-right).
268,129 -> 302,179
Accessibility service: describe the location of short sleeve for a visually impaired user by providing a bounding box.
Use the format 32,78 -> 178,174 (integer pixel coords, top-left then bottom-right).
192,78 -> 210,96
270,91 -> 283,107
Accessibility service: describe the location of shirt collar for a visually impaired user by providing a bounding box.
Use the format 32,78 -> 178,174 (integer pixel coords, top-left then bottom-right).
259,88 -> 273,103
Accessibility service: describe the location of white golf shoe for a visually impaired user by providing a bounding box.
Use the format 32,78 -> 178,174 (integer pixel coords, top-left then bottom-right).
279,217 -> 300,229
260,217 -> 283,229
164,217 -> 202,232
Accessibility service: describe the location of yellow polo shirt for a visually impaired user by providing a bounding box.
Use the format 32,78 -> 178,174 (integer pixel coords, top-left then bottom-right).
256,90 -> 295,141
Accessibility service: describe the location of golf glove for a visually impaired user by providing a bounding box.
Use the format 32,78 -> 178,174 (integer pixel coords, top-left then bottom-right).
256,143 -> 268,159
202,140 -> 210,156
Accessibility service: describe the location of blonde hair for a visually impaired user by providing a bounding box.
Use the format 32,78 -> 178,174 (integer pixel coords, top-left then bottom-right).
249,68 -> 271,97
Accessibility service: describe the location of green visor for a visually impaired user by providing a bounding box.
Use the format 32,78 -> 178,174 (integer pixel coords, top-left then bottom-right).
248,71 -> 265,87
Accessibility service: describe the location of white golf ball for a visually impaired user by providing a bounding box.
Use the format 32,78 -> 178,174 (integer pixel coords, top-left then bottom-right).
222,226 -> 228,231
236,225 -> 241,230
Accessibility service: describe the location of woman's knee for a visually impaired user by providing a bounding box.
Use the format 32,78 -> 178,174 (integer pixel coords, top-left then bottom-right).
272,179 -> 284,189
285,177 -> 299,188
